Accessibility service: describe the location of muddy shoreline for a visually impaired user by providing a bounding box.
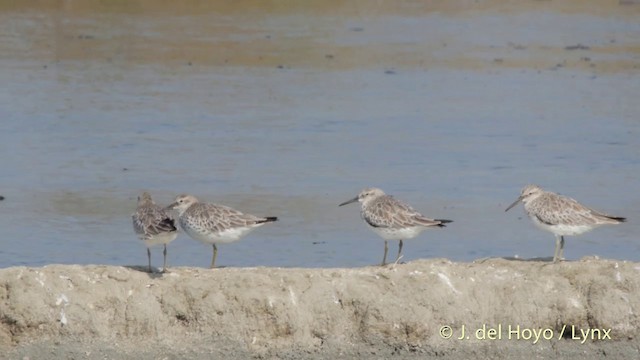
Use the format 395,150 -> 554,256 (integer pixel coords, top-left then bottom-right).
2,258 -> 639,359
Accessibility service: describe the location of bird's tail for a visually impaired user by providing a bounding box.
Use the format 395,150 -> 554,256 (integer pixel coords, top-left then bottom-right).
600,215 -> 626,224
257,216 -> 278,224
160,218 -> 179,232
435,219 -> 453,227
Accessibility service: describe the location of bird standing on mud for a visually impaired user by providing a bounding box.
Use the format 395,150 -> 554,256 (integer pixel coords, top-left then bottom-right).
340,187 -> 452,266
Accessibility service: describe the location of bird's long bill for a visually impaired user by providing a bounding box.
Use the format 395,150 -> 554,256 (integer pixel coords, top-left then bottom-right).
504,196 -> 523,212
339,196 -> 359,207
164,202 -> 178,211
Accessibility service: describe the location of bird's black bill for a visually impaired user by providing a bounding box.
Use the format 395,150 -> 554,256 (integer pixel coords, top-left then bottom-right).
339,196 -> 359,207
504,197 -> 522,212
164,202 -> 178,211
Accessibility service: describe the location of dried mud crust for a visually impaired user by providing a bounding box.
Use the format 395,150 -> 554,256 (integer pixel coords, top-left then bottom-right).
1,258 -> 639,359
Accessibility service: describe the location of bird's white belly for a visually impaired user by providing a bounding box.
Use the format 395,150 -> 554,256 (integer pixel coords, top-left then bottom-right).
370,226 -> 424,240
530,217 -> 594,236
142,232 -> 177,247
182,222 -> 257,244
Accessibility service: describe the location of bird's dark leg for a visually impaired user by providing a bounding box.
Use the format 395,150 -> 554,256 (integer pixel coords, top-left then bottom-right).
147,248 -> 152,273
395,239 -> 403,263
381,240 -> 388,266
162,244 -> 168,273
210,244 -> 218,269
553,235 -> 565,263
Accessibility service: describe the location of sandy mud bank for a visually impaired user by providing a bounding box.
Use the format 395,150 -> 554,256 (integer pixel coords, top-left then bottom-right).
2,258 -> 639,359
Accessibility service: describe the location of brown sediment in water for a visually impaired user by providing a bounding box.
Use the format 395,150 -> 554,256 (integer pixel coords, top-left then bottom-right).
2,0 -> 640,16
1,0 -> 639,73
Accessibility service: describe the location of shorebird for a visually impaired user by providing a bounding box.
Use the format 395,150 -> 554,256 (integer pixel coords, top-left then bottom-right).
505,184 -> 626,262
339,187 -> 452,266
166,194 -> 277,268
132,192 -> 178,273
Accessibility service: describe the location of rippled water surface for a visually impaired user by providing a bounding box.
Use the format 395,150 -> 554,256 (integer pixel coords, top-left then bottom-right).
1,1 -> 639,268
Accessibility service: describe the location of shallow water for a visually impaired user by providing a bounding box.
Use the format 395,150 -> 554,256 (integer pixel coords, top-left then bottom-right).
1,1 -> 639,269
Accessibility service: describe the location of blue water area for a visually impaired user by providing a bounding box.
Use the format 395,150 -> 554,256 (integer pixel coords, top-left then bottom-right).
0,6 -> 638,269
